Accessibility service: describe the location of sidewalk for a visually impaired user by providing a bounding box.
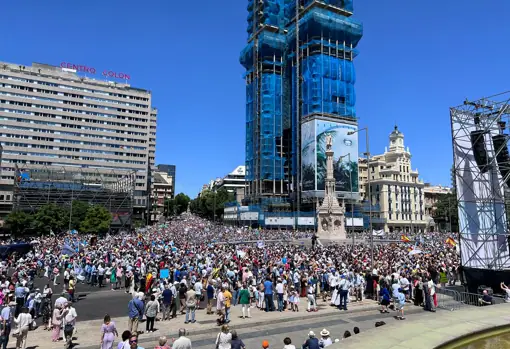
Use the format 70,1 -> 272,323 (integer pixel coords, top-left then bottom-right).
32,299 -> 380,349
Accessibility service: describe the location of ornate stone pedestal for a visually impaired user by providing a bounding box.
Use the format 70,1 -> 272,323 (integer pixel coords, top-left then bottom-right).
316,135 -> 346,240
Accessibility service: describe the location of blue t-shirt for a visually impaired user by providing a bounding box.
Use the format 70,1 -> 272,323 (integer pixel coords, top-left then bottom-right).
398,293 -> 406,305
162,289 -> 173,304
263,280 -> 273,295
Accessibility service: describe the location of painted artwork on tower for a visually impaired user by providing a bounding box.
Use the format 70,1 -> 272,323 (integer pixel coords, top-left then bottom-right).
301,119 -> 359,194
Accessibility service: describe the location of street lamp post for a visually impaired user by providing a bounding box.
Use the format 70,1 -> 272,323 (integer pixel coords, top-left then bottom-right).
347,127 -> 373,269
339,153 -> 354,251
68,184 -> 73,232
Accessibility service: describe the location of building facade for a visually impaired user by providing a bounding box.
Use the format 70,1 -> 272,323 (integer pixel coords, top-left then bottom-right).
0,61 -> 157,220
358,126 -> 427,233
150,164 -> 175,222
240,0 -> 363,215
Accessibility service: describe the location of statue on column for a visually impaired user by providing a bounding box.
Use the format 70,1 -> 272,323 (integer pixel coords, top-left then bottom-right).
317,135 -> 346,240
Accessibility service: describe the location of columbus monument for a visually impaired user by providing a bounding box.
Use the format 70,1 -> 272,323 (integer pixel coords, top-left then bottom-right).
317,135 -> 346,239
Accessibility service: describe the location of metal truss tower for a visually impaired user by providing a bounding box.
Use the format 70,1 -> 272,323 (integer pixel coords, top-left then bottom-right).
13,164 -> 135,231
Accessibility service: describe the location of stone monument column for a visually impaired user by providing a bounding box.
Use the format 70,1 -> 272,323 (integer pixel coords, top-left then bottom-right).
317,135 -> 346,240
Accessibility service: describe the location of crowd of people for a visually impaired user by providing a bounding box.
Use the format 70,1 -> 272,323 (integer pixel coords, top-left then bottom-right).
0,214 -> 460,349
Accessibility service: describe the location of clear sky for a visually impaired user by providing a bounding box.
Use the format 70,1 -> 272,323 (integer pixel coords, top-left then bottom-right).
1,0 -> 509,197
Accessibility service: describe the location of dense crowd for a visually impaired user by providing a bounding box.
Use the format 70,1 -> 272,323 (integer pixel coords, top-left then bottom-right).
0,214 -> 460,349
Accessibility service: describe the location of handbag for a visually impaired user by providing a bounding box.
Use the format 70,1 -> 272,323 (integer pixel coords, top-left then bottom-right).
215,333 -> 221,349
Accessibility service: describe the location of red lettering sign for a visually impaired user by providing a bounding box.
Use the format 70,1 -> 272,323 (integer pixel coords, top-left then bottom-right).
59,62 -> 130,80
102,70 -> 130,80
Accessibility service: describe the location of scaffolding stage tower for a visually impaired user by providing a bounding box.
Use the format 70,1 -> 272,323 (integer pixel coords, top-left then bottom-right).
451,91 -> 510,292
13,164 -> 135,231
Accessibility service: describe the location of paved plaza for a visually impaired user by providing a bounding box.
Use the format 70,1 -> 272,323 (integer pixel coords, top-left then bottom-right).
25,298 -> 450,349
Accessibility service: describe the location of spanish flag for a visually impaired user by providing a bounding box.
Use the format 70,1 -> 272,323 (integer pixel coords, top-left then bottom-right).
401,235 -> 411,243
145,272 -> 153,293
446,237 -> 457,247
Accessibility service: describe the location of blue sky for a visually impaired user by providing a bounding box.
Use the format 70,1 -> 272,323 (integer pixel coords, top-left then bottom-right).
1,0 -> 509,197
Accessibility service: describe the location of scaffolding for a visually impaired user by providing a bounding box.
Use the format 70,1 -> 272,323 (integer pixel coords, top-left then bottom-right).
240,0 -> 363,210
451,92 -> 510,271
13,164 -> 135,231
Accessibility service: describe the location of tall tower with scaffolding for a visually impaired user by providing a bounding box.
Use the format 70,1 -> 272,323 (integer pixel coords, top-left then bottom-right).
241,0 -> 363,218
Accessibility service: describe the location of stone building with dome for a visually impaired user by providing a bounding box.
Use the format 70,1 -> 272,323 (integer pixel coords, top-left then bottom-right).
358,126 -> 428,233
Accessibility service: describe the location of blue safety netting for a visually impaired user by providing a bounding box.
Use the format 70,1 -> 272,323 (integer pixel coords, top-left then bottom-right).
284,0 -> 354,20
300,55 -> 356,117
240,32 -> 286,69
247,0 -> 283,37
245,79 -> 256,182
260,73 -> 285,180
285,7 -> 363,47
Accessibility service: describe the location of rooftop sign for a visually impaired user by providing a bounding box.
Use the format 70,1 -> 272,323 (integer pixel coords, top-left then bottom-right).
60,62 -> 130,80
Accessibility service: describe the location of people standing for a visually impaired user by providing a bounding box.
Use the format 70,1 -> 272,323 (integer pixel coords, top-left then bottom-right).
51,304 -> 67,342
161,285 -> 173,321
184,286 -> 197,324
100,314 -> 118,349
206,281 -> 215,315
263,277 -> 274,312
127,293 -> 144,335
238,284 -> 251,319
144,295 -> 159,333
337,275 -> 350,311
13,307 -> 32,349
1,301 -> 14,349
223,287 -> 232,324
172,329 -> 192,349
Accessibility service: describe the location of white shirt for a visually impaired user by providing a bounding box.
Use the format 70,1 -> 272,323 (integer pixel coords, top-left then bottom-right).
14,313 -> 32,329
276,282 -> 284,294
320,338 -> 333,347
64,307 -> 77,325
173,336 -> 192,349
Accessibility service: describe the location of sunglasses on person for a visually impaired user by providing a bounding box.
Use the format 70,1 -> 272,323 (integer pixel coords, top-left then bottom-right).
129,339 -> 138,344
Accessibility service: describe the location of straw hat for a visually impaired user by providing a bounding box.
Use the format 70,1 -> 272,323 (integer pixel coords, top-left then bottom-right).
320,329 -> 330,337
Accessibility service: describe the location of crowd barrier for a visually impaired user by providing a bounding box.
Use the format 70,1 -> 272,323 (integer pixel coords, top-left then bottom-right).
436,288 -> 463,311
436,288 -> 507,309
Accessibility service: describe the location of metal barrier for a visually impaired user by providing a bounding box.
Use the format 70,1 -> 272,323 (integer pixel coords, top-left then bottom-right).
455,291 -> 495,307
436,288 -> 463,311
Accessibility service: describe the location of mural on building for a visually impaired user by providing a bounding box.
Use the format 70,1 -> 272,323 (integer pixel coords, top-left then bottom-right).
301,119 -> 359,194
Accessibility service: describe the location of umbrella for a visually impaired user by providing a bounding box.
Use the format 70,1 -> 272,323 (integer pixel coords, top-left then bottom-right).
408,249 -> 423,256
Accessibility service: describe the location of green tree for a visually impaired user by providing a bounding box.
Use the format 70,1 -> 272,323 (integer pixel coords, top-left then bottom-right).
432,192 -> 459,232
80,205 -> 112,235
5,211 -> 33,236
33,203 -> 68,234
69,200 -> 90,230
174,193 -> 191,215
163,198 -> 176,218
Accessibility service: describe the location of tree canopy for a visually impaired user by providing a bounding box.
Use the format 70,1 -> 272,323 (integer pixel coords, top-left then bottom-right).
80,205 -> 112,235
5,201 -> 114,236
432,192 -> 459,232
190,188 -> 235,220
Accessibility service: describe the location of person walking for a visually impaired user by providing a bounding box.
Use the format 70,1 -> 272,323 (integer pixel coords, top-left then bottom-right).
100,314 -> 118,349
144,295 -> 159,333
13,307 -> 32,349
215,325 -> 232,349
238,284 -> 251,319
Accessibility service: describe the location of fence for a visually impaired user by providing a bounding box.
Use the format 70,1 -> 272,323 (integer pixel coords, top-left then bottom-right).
436,288 -> 507,310
436,288 -> 463,311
